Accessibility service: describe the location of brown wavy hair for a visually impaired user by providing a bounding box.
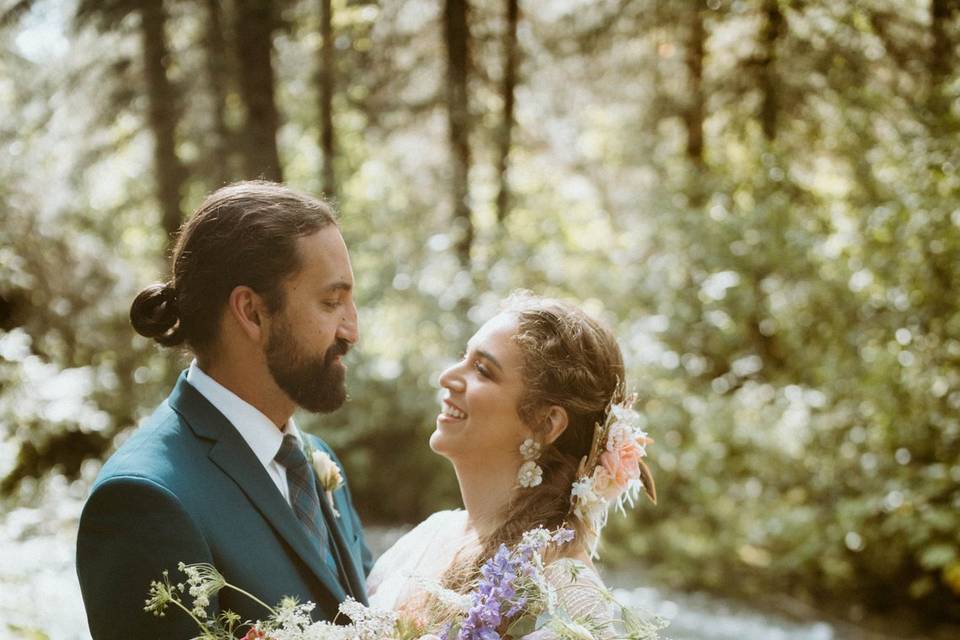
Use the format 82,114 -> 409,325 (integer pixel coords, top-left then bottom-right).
129,181 -> 337,354
442,291 -> 628,592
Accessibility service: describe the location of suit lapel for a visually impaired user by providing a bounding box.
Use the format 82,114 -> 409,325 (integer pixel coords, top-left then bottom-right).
167,373 -> 347,602
314,473 -> 368,605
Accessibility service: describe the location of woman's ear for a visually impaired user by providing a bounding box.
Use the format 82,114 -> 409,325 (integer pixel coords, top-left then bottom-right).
542,405 -> 569,445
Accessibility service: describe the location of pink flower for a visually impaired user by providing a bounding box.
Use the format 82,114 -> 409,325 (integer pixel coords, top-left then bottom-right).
592,466 -> 621,500
601,439 -> 643,490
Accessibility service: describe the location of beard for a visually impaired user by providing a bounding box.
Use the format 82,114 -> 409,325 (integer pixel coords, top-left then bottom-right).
266,317 -> 351,414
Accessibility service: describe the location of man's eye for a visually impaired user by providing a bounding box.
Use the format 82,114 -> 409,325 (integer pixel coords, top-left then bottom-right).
323,300 -> 340,310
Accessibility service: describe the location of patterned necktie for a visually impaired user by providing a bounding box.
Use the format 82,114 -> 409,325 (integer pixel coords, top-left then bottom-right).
275,434 -> 337,570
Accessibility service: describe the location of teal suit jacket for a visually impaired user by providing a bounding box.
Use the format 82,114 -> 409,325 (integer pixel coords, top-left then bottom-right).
76,373 -> 372,639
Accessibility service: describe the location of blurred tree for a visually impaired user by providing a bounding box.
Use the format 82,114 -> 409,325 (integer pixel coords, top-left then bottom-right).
318,0 -> 336,197
494,0 -> 518,223
443,0 -> 473,269
201,0 -> 236,186
234,0 -> 283,181
76,0 -> 186,243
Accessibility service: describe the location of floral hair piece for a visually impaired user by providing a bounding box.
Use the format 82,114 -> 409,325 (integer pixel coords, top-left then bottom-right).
569,386 -> 656,557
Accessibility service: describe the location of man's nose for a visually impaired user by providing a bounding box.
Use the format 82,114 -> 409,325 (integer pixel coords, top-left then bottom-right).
338,301 -> 359,344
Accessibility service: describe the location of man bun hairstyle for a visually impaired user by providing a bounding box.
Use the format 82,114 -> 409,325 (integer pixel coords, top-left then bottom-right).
129,282 -> 182,346
129,181 -> 337,354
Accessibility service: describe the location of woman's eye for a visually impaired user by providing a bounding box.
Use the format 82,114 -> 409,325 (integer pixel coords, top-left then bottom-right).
473,361 -> 490,378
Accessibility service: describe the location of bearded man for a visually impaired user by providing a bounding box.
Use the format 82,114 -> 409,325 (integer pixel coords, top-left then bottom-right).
76,181 -> 371,639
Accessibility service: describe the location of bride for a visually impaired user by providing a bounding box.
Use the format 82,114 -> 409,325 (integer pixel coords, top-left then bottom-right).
367,292 -> 657,637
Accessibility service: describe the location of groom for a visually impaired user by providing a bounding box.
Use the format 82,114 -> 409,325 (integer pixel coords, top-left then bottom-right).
77,181 -> 371,639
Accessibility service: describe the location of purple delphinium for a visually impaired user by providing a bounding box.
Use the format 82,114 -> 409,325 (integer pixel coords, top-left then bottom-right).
449,527 -> 574,640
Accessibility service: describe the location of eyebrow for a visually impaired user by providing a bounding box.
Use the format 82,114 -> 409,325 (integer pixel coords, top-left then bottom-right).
322,281 -> 353,293
475,348 -> 504,372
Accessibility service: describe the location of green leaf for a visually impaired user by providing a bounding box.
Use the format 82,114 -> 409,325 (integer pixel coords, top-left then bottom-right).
506,613 -> 539,637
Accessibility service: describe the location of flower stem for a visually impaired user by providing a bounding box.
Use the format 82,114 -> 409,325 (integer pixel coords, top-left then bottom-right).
223,583 -> 277,617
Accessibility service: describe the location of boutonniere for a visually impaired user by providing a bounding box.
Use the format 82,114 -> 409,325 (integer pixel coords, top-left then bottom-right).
310,449 -> 344,518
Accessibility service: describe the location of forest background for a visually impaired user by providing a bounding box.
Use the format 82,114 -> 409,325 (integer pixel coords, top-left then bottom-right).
1,0 -> 959,637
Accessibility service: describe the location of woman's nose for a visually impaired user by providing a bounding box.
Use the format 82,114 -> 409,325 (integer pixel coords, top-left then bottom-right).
438,363 -> 466,392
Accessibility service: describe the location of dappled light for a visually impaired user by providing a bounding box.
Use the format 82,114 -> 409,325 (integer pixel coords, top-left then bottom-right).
2,0 -> 960,638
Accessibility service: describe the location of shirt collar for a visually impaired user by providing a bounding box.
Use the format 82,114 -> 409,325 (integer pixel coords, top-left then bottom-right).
186,360 -> 301,467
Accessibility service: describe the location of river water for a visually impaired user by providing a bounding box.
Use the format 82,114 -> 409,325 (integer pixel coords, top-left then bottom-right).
0,478 -> 912,639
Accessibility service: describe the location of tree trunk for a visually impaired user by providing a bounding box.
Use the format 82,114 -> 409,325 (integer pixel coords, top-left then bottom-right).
234,0 -> 283,181
928,0 -> 957,121
683,4 -> 705,164
758,0 -> 783,141
204,0 -> 232,185
139,0 -> 186,243
319,0 -> 336,198
495,0 -> 519,224
443,0 -> 473,269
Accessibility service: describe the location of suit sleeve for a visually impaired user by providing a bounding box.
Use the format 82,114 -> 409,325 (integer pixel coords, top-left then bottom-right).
76,475 -> 218,640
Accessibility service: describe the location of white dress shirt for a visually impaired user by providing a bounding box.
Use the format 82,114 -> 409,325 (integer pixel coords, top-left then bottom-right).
186,361 -> 300,505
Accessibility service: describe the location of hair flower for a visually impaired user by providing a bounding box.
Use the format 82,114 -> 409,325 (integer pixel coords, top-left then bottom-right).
569,390 -> 657,557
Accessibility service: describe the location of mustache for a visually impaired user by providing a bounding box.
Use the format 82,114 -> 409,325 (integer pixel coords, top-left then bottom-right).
324,338 -> 351,363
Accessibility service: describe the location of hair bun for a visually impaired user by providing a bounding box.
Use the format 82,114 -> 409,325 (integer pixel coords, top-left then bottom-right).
129,283 -> 183,346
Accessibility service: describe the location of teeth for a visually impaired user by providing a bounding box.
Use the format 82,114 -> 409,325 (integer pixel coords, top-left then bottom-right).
442,402 -> 466,419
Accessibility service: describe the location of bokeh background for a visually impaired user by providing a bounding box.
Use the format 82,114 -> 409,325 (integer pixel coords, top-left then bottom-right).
2,0 -> 960,638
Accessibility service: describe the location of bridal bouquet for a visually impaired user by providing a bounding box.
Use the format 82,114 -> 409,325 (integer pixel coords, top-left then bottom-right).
421,527 -> 665,640
145,528 -> 664,640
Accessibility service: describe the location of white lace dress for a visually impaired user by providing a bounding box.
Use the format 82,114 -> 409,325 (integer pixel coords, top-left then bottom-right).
368,510 -> 616,638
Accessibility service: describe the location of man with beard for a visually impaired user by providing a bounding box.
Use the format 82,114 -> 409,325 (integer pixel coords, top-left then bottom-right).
76,181 -> 372,639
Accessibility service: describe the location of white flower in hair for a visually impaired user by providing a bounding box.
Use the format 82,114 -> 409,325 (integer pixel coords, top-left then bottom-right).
570,478 -> 603,521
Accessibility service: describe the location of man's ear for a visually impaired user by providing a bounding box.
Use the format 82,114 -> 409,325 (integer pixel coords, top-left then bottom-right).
542,405 -> 569,446
226,285 -> 270,344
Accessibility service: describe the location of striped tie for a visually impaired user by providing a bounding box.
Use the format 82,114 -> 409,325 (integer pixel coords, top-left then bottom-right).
275,434 -> 336,569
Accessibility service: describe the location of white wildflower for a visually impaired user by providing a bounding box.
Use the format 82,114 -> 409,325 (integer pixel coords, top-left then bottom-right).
550,617 -> 598,640
419,578 -> 472,612
570,478 -> 602,520
520,525 -> 552,550
609,402 -> 640,425
177,562 -> 225,620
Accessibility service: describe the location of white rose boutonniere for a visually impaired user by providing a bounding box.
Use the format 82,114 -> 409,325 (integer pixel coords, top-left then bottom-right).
311,450 -> 344,518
